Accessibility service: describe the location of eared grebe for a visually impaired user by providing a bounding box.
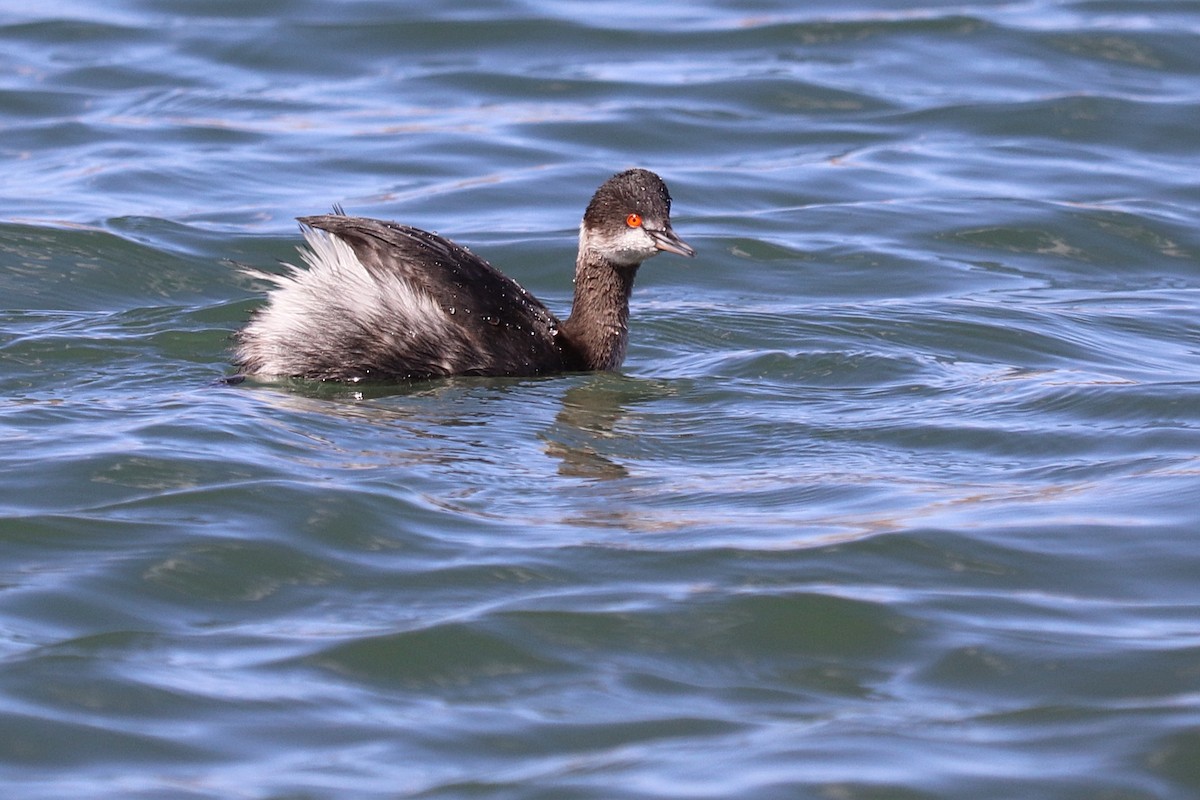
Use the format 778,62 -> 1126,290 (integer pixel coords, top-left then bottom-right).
233,169 -> 694,382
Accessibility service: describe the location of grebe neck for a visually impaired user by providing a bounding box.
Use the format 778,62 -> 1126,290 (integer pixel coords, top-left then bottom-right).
558,242 -> 640,371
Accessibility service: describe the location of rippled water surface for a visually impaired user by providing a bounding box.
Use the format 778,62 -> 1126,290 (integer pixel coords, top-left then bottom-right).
3,1 -> 1200,798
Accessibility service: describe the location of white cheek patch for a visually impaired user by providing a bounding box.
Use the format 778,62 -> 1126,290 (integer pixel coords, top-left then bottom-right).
578,222 -> 659,266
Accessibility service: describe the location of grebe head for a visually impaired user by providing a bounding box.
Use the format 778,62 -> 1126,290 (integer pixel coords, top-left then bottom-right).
579,169 -> 695,267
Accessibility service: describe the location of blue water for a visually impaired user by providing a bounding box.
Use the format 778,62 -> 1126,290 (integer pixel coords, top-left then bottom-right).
2,2 -> 1200,798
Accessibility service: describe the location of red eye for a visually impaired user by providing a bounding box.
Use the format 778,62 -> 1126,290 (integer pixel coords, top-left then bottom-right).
625,213 -> 642,228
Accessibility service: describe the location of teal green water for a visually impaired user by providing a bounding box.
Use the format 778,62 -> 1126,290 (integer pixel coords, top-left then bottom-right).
3,2 -> 1200,798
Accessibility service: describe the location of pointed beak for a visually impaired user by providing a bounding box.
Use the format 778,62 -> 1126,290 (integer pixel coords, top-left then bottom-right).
648,226 -> 696,258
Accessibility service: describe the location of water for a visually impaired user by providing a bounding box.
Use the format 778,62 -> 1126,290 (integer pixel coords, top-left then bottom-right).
2,1 -> 1200,798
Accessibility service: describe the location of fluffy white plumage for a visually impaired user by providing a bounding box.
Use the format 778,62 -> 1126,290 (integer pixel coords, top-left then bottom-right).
236,227 -> 449,377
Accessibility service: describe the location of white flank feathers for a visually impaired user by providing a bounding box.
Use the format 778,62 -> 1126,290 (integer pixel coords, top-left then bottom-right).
237,226 -> 447,376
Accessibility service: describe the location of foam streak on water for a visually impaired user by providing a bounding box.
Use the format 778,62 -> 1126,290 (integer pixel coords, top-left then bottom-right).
2,2 -> 1200,798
